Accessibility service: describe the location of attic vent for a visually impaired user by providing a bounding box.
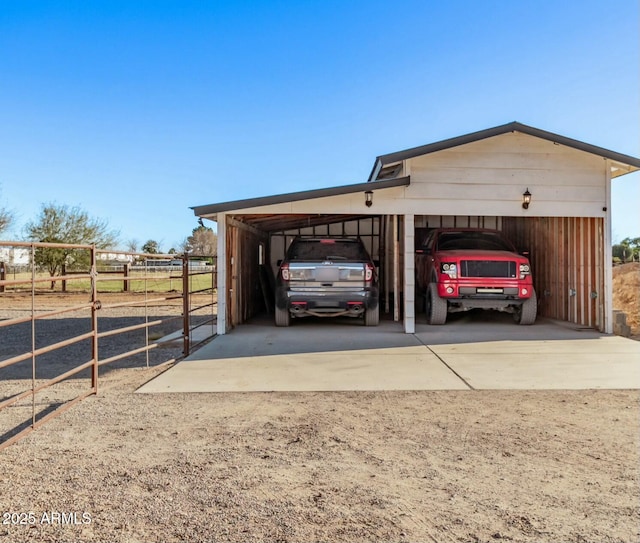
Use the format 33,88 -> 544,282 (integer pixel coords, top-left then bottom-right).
376,164 -> 402,180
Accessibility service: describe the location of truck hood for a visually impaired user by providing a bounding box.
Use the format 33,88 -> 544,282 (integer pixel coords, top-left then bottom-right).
437,249 -> 524,260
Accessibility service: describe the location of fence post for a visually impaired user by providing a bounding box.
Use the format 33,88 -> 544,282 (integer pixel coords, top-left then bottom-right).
90,246 -> 99,393
0,261 -> 5,293
182,257 -> 190,356
123,263 -> 129,292
61,264 -> 66,292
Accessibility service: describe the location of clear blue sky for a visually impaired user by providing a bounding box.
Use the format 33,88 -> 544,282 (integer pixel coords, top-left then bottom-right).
1,0 -> 638,250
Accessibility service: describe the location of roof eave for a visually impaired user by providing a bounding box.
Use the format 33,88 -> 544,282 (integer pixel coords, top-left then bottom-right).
192,176 -> 410,217
373,121 -> 640,173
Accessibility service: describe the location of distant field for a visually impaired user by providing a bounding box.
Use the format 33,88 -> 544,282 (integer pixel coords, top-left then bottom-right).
0,269 -> 215,294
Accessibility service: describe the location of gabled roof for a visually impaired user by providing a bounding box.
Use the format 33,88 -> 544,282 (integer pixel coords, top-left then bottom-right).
192,176 -> 410,217
368,121 -> 640,181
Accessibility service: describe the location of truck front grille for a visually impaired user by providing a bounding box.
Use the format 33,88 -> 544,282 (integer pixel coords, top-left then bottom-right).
460,260 -> 517,278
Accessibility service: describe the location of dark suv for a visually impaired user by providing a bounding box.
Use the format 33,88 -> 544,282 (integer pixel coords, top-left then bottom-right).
275,237 -> 379,326
420,228 -> 537,325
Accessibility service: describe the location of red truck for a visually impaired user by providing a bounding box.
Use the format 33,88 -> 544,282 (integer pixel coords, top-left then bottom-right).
419,228 -> 537,325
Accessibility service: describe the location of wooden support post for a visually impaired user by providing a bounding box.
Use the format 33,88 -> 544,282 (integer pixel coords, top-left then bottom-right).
393,215 -> 399,322
216,213 -> 227,335
603,160 -> 613,334
403,214 -> 415,333
0,261 -> 5,293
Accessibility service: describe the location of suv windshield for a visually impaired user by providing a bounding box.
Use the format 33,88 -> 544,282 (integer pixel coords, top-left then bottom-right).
437,232 -> 514,252
288,239 -> 369,261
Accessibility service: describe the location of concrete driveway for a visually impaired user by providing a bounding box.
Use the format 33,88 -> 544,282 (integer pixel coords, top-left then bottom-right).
138,313 -> 640,393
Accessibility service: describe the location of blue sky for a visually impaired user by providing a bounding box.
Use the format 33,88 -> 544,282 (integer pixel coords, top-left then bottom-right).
0,0 -> 638,250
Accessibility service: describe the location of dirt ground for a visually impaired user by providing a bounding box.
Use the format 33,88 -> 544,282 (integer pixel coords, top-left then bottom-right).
1,292 -> 639,543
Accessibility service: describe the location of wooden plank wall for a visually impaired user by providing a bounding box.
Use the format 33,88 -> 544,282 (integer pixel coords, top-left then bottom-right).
227,222 -> 264,328
226,221 -> 234,329
502,217 -> 605,331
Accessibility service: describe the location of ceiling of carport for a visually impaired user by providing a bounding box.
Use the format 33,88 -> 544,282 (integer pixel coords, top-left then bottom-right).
230,213 -> 371,232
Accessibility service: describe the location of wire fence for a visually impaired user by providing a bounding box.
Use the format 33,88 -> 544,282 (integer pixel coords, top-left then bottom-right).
0,241 -> 217,451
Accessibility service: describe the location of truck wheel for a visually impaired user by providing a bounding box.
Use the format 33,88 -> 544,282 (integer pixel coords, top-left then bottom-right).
426,283 -> 447,325
364,305 -> 379,326
515,289 -> 537,325
275,306 -> 290,327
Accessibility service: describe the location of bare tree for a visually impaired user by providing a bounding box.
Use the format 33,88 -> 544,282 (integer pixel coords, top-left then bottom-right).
126,238 -> 139,253
0,186 -> 14,235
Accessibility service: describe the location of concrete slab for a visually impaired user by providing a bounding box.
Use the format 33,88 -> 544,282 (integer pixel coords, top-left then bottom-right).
156,324 -> 216,347
138,314 -> 640,393
138,346 -> 469,392
139,319 -> 469,392
427,336 -> 640,390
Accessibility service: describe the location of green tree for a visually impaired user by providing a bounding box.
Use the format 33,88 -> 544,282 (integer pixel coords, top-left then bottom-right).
617,237 -> 640,262
25,203 -> 119,287
184,225 -> 217,256
612,244 -> 626,261
142,239 -> 160,254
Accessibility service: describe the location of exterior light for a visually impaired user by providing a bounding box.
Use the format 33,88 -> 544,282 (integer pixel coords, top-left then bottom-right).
522,188 -> 532,209
365,190 -> 373,207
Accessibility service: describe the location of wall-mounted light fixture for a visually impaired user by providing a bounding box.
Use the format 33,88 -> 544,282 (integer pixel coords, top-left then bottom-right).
365,190 -> 373,208
522,188 -> 532,210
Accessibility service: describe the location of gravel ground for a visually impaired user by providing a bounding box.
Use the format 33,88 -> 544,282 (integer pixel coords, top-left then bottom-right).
1,293 -> 639,543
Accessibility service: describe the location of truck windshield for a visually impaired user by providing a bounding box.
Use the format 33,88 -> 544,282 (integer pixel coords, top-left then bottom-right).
437,232 -> 515,252
288,239 -> 369,261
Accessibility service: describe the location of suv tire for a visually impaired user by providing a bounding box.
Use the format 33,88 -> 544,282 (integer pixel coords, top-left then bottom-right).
364,305 -> 379,326
275,306 -> 290,327
426,283 -> 447,325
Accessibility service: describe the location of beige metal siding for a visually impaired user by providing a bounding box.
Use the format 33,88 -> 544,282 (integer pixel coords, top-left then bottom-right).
407,132 -> 607,218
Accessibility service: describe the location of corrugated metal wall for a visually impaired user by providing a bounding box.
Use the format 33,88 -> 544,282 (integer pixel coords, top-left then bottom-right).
503,217 -> 605,331
269,217 -> 381,273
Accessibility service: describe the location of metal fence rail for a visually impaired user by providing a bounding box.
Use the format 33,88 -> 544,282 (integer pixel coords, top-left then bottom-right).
0,241 -> 216,451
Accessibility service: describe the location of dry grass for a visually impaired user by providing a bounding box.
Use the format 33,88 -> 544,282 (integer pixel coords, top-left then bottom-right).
613,262 -> 640,335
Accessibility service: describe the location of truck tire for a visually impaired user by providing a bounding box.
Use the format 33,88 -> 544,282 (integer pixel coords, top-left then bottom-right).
426,283 -> 447,325
364,304 -> 379,326
275,306 -> 290,327
515,289 -> 537,325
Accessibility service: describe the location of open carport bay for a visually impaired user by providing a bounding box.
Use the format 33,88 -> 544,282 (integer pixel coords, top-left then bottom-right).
138,314 -> 640,393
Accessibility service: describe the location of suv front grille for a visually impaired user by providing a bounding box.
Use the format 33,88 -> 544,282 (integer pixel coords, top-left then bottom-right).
460,260 -> 517,278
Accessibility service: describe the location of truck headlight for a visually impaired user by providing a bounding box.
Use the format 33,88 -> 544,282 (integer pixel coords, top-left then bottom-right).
440,263 -> 457,278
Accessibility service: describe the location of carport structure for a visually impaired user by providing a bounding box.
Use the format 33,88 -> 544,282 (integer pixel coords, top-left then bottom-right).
192,122 -> 640,335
